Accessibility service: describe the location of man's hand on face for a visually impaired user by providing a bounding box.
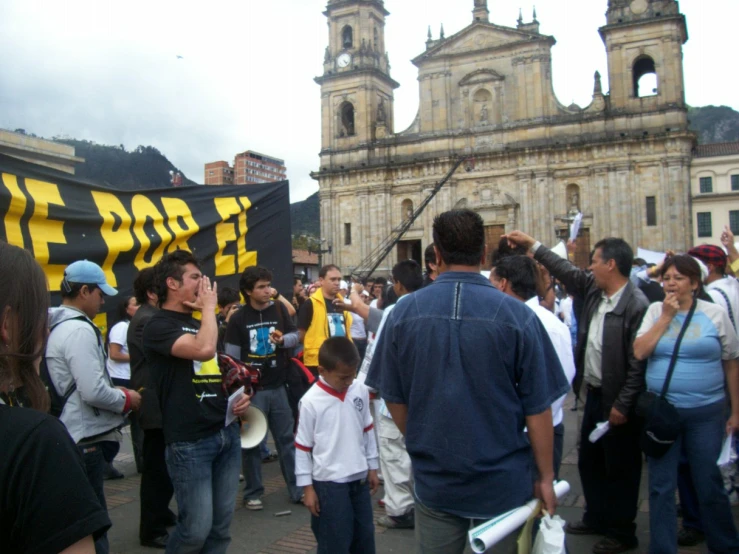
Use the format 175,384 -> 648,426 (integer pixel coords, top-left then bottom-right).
184,276 -> 218,313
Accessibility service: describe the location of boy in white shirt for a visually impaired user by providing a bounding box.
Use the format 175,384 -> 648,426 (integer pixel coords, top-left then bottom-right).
295,337 -> 380,554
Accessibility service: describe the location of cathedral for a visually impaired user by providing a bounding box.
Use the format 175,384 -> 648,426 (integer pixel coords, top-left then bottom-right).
312,0 -> 694,272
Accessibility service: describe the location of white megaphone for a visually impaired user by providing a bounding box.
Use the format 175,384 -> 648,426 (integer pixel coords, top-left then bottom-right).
240,406 -> 268,449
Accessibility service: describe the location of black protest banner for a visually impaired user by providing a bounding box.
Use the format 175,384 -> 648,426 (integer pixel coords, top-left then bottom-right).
0,153 -> 293,333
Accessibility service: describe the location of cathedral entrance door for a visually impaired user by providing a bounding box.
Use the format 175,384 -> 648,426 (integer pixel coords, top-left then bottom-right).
397,240 -> 422,265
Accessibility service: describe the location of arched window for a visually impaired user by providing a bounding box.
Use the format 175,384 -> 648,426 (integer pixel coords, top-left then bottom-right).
473,88 -> 493,124
633,56 -> 658,98
566,184 -> 581,215
401,199 -> 414,221
342,26 -> 353,49
373,27 -> 379,50
340,102 -> 355,137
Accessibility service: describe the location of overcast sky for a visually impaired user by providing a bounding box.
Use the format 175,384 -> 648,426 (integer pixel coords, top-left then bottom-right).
0,0 -> 735,202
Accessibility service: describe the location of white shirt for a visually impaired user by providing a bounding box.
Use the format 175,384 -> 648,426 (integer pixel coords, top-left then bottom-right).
350,312 -> 367,340
584,284 -> 627,386
707,276 -> 739,332
295,378 -> 379,486
105,321 -> 130,380
560,296 -> 574,328
525,297 -> 576,426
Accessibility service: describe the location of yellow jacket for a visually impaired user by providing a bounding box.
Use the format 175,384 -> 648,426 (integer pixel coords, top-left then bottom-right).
303,288 -> 353,367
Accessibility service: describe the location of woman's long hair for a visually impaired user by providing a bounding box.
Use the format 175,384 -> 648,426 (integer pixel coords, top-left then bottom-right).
0,242 -> 51,411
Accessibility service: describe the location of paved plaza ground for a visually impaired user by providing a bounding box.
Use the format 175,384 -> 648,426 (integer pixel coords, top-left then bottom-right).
106,393 -> 736,553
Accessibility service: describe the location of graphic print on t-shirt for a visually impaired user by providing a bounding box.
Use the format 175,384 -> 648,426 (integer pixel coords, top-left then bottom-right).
250,326 -> 276,357
327,313 -> 346,337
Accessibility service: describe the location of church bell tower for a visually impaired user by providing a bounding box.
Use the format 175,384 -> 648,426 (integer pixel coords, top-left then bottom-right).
315,0 -> 399,153
600,0 -> 688,112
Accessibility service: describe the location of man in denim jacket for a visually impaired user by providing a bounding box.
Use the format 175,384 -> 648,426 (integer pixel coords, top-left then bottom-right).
367,210 -> 569,554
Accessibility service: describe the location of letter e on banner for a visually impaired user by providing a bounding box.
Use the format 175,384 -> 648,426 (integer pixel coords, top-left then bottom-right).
24,179 -> 67,288
214,196 -> 256,277
91,191 -> 134,287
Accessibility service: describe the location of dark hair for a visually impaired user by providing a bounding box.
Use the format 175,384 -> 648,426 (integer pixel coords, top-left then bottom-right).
294,277 -> 303,286
424,243 -> 436,273
432,209 -> 485,267
133,267 -> 156,306
381,284 -> 398,308
392,260 -> 423,293
239,266 -> 272,297
660,255 -> 704,296
593,238 -> 633,278
318,336 -> 360,371
116,296 -> 136,323
0,242 -> 51,412
217,287 -> 241,308
492,256 -> 539,301
60,281 -> 99,300
490,236 -> 528,267
152,250 -> 200,306
374,276 -> 388,287
319,264 -> 341,278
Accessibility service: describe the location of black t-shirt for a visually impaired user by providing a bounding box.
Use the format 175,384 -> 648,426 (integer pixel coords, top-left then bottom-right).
0,405 -> 111,554
127,303 -> 162,430
143,310 -> 227,444
224,302 -> 296,389
297,295 -> 349,338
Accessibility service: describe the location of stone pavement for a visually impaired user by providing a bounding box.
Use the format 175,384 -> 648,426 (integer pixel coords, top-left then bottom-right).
106,394 -> 737,553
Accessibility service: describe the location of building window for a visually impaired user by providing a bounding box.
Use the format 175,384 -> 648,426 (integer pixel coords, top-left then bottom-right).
699,176 -> 713,193
342,25 -> 353,49
646,196 -> 657,226
344,223 -> 351,245
732,175 -> 739,191
731,211 -> 739,235
697,212 -> 712,238
339,102 -> 355,137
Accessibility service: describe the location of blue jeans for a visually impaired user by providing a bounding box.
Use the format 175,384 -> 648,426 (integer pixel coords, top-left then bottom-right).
648,400 -> 739,554
242,386 -> 302,502
79,443 -> 109,554
311,479 -> 375,554
165,423 -> 241,554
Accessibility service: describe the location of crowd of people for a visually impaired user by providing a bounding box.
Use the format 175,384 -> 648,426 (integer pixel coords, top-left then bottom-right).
2,209 -> 739,554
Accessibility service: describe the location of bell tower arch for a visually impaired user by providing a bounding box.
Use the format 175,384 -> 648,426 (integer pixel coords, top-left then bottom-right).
599,0 -> 687,111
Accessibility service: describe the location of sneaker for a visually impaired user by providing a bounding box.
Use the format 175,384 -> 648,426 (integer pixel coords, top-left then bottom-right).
262,452 -> 279,463
239,474 -> 244,482
592,537 -> 638,554
377,511 -> 415,529
677,527 -> 705,547
244,498 -> 263,511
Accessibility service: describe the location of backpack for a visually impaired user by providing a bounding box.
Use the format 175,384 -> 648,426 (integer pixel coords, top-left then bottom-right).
40,315 -> 103,418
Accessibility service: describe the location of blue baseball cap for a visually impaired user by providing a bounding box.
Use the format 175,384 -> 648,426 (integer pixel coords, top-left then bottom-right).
64,260 -> 118,296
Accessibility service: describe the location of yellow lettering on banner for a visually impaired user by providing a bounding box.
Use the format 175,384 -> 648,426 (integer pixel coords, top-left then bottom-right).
131,195 -> 173,269
24,179 -> 67,288
213,196 -> 256,277
1,173 -> 27,247
161,197 -> 199,253
237,196 -> 256,273
91,191 -> 134,287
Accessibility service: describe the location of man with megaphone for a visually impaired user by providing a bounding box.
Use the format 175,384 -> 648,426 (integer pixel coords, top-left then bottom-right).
224,265 -> 303,511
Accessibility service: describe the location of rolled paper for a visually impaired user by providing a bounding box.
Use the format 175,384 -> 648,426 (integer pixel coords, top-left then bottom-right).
468,480 -> 571,553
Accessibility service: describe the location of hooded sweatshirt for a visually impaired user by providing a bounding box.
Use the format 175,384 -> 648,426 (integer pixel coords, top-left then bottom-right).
45,306 -> 126,443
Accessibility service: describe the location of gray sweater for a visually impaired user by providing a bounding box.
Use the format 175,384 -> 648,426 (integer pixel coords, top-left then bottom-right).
46,306 -> 126,443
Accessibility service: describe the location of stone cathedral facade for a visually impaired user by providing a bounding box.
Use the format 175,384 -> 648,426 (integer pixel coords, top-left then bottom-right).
312,0 -> 694,272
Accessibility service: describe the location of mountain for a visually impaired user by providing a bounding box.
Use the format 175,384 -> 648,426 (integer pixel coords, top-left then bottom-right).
54,139 -> 196,189
688,105 -> 739,144
290,192 -> 320,238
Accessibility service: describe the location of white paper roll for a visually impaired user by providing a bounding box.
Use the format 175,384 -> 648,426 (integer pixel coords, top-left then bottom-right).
468,480 -> 571,553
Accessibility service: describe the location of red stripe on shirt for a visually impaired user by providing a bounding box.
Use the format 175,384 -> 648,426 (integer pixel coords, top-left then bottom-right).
317,380 -> 348,402
295,442 -> 313,453
363,424 -> 374,433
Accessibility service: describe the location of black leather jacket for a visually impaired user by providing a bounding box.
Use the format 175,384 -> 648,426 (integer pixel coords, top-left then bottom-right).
535,246 -> 649,418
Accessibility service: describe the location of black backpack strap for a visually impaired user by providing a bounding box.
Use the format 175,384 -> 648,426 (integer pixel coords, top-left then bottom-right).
713,287 -> 736,331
